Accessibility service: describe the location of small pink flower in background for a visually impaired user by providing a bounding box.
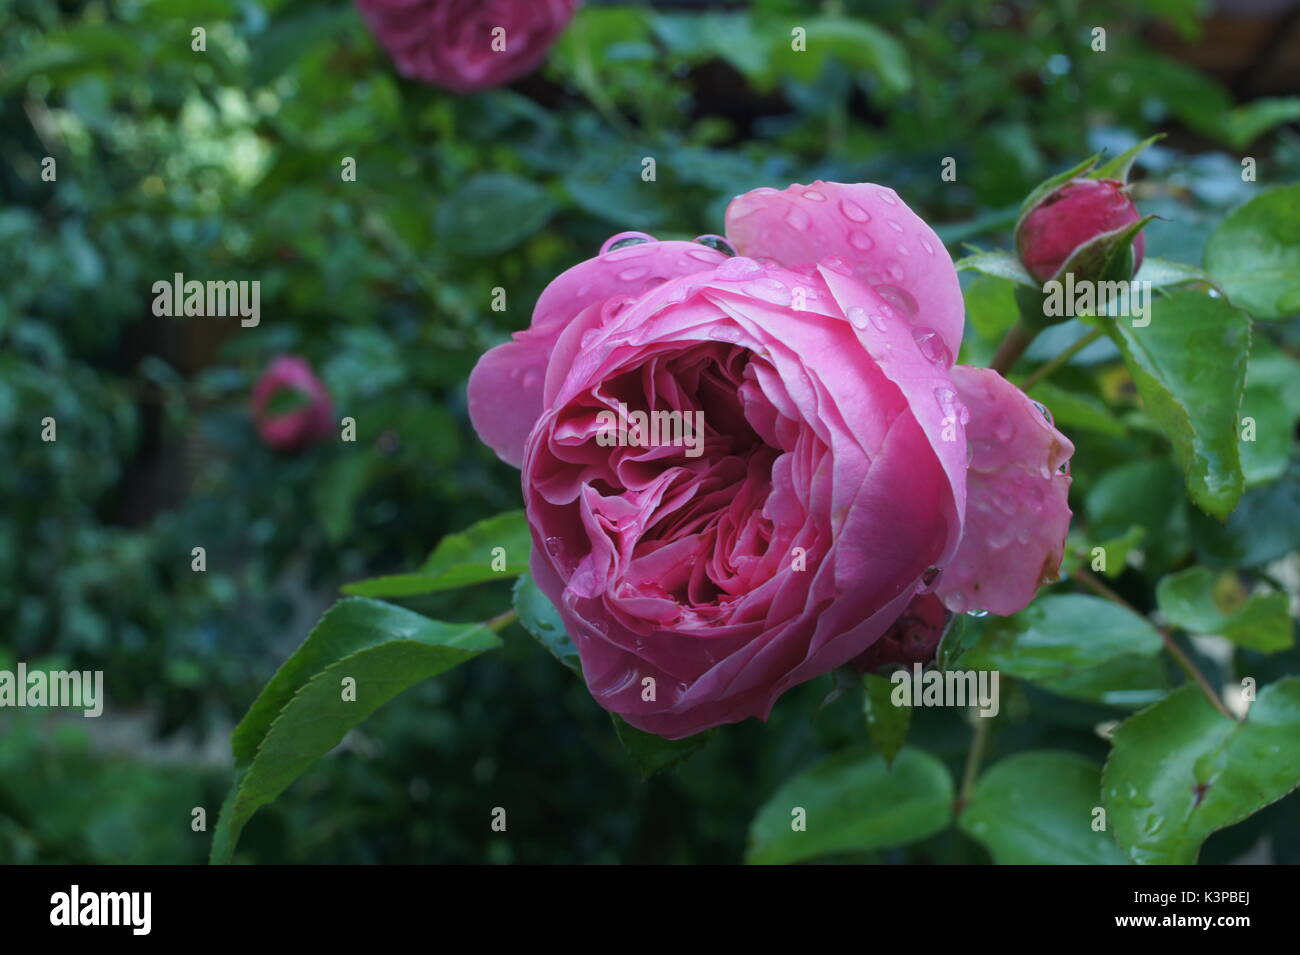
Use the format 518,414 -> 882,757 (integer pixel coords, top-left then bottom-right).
469,181 -> 1074,739
356,0 -> 581,93
1016,177 -> 1145,282
251,356 -> 334,453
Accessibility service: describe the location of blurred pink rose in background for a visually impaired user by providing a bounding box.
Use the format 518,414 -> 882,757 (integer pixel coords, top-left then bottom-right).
356,0 -> 581,93
251,356 -> 335,453
1016,177 -> 1146,282
469,181 -> 1074,739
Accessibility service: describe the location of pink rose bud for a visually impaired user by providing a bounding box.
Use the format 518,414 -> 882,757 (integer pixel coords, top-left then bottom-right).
355,0 -> 581,93
251,356 -> 334,453
1016,177 -> 1145,283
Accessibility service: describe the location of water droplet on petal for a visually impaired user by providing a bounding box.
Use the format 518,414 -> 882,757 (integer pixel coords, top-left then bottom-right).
715,257 -> 765,282
839,199 -> 871,222
618,266 -> 650,282
821,255 -> 853,275
785,205 -> 812,230
875,284 -> 919,318
848,230 -> 874,251
847,306 -> 871,330
709,325 -> 741,342
1032,399 -> 1053,425
993,415 -> 1016,442
802,189 -> 826,201
921,238 -> 936,255
693,234 -> 736,256
880,190 -> 899,206
601,232 -> 655,256
917,566 -> 943,593
887,219 -> 905,233
966,608 -> 989,618
912,326 -> 952,365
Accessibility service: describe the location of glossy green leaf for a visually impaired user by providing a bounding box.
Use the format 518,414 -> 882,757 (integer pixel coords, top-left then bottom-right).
953,594 -> 1162,681
1107,289 -> 1250,518
955,250 -> 1037,287
513,572 -> 581,675
1239,382 -> 1292,487
960,752 -> 1129,864
1204,184 -> 1300,320
1134,257 -> 1218,291
610,715 -> 711,780
1103,679 -> 1300,864
343,510 -> 531,597
436,174 -> 556,256
863,673 -> 911,766
212,599 -> 500,863
746,747 -> 953,864
1156,567 -> 1293,653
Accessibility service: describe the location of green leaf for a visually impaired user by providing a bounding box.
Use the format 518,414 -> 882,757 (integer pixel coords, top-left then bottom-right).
436,174 -> 556,256
1106,289 -> 1251,519
1028,381 -> 1126,437
747,747 -> 952,864
775,17 -> 911,96
1103,679 -> 1300,864
1033,654 -> 1170,708
1204,184 -> 1300,320
1134,257 -> 1218,291
511,572 -> 705,777
342,510 -> 531,597
955,250 -> 1037,287
960,752 -> 1129,864
863,673 -> 911,766
1221,97 -> 1300,151
953,594 -> 1163,682
610,715 -> 711,779
1240,382 -> 1293,487
960,274 -> 1018,367
1156,567 -> 1293,653
512,572 -> 581,675
1091,134 -> 1164,182
212,599 -> 500,863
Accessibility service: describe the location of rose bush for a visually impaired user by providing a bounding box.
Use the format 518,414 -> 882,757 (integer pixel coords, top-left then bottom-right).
355,0 -> 581,93
469,181 -> 1075,739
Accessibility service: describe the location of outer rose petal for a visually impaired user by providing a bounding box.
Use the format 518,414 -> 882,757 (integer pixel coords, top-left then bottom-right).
936,366 -> 1074,616
467,236 -> 727,465
724,180 -> 964,364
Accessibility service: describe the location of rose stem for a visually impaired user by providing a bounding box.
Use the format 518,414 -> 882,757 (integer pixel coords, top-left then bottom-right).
485,609 -> 518,633
1073,566 -> 1236,720
956,712 -> 992,815
988,322 -> 1039,375
1019,327 -> 1105,391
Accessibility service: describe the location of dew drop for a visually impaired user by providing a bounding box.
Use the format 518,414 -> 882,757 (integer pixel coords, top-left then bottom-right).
874,284 -> 919,318
802,189 -> 826,202
785,205 -> 812,230
709,325 -> 742,342
693,234 -> 736,256
847,306 -> 870,330
1032,399 -> 1053,425
887,219 -> 905,233
839,198 -> 872,222
966,608 -> 989,618
821,254 -> 853,276
848,229 -> 875,251
618,265 -> 650,282
600,232 -> 654,256
912,326 -> 952,365
714,256 -> 765,282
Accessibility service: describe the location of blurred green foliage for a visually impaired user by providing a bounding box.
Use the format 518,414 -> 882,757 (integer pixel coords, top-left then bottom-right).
2,0 -> 1299,863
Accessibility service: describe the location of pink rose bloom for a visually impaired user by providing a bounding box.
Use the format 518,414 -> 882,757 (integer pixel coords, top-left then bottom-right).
251,356 -> 334,453
355,0 -> 581,93
470,181 -> 1074,739
1016,177 -> 1145,282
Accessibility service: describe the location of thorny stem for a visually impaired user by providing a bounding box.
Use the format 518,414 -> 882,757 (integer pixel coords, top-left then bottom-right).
1073,566 -> 1236,720
1020,327 -> 1104,391
989,322 -> 1039,375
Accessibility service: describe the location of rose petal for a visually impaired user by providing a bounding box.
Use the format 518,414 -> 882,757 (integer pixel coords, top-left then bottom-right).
936,366 -> 1074,616
725,181 -> 963,364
